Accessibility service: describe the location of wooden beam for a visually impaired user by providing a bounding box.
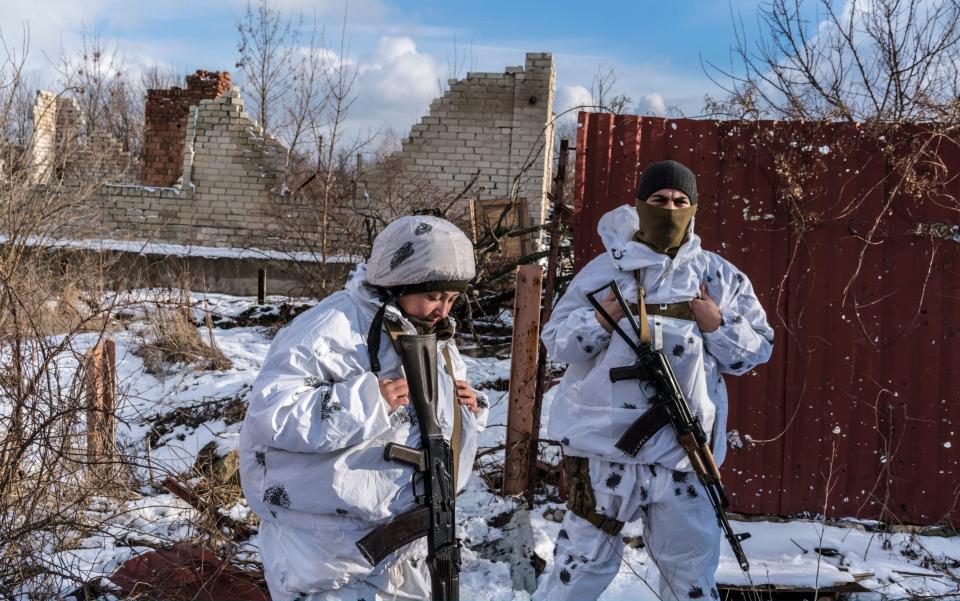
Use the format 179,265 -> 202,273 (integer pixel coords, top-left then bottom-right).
502,264 -> 543,496
527,138 -> 571,505
85,337 -> 116,466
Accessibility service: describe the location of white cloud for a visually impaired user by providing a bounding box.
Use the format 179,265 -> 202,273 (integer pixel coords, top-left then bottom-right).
352,35 -> 439,101
0,0 -> 230,90
554,84 -> 594,117
636,93 -> 667,116
336,35 -> 444,140
368,40 -> 440,103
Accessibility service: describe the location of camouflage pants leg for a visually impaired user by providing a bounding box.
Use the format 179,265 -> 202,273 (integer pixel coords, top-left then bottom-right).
534,460 -> 722,601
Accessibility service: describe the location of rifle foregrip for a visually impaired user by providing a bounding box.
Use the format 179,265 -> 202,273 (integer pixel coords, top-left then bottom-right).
700,443 -> 724,483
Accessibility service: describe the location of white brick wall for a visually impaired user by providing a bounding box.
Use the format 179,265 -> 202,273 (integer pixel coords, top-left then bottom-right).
362,52 -> 556,236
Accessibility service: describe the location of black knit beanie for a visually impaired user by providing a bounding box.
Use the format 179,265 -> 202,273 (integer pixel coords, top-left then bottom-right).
635,160 -> 698,205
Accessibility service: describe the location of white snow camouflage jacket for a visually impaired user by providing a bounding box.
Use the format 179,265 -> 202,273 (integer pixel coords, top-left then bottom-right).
544,204 -> 773,470
239,265 -> 487,592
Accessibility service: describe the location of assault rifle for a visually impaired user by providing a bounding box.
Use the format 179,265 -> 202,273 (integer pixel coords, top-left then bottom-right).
586,281 -> 751,572
356,333 -> 460,601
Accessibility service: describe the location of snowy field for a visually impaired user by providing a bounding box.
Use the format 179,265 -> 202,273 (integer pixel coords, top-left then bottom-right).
13,289 -> 960,600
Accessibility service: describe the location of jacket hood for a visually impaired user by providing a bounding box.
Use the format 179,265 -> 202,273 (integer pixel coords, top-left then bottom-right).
597,204 -> 702,273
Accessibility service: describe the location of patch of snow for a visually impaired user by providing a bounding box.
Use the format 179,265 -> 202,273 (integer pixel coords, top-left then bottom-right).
0,234 -> 360,263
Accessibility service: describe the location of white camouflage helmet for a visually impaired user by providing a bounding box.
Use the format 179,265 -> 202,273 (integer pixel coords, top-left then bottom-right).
365,215 -> 476,291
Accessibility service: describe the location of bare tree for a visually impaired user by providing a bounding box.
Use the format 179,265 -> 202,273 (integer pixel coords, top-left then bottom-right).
235,0 -> 301,133
708,0 -> 960,122
0,25 -> 35,161
312,10 -> 364,290
50,29 -> 147,161
591,64 -> 634,114
282,20 -> 330,180
140,62 -> 184,92
0,27 -> 148,596
55,31 -> 120,135
437,34 -> 475,95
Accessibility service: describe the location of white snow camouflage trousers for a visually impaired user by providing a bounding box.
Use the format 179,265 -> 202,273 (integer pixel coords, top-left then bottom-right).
535,459 -> 721,601
259,519 -> 431,601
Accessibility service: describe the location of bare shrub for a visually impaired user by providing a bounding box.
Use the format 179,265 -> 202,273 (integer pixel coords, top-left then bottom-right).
0,27 -> 154,597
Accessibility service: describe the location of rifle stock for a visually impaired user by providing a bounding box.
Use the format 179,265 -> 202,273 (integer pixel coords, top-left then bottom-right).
356,505 -> 431,566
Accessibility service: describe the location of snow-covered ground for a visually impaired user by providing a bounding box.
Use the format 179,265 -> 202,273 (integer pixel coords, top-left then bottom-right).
11,290 -> 960,600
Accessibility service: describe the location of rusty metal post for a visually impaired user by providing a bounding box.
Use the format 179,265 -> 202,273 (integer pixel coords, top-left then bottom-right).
502,264 -> 543,496
257,268 -> 266,305
85,337 -> 116,466
525,138 -> 571,505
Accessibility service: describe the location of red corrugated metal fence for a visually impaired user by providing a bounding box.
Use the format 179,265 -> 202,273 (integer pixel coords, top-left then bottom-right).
572,113 -> 960,527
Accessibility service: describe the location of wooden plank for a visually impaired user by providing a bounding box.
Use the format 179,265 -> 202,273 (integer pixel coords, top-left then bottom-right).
527,138 -> 571,505
502,264 -> 543,496
85,337 -> 116,466
718,580 -> 870,601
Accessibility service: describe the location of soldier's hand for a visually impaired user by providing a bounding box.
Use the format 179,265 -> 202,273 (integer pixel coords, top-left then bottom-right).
692,284 -> 722,333
594,291 -> 625,333
455,380 -> 481,415
379,378 -> 410,412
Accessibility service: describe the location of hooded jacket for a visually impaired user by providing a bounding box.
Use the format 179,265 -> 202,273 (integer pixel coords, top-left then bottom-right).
543,204 -> 773,470
239,264 -> 487,596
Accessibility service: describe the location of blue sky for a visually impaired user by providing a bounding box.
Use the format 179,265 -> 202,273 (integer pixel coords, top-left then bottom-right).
1,0 -> 804,143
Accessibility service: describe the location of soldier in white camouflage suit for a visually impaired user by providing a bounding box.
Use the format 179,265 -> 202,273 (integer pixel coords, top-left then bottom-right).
240,216 -> 487,601
535,161 -> 774,601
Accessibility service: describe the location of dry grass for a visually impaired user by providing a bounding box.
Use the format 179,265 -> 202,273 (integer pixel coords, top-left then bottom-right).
138,307 -> 232,375
0,253 -> 119,339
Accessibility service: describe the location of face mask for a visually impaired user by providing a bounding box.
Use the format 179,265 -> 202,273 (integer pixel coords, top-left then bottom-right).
633,202 -> 697,257
399,308 -> 455,339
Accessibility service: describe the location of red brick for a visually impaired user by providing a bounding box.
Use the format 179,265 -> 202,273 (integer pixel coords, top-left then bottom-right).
142,70 -> 231,186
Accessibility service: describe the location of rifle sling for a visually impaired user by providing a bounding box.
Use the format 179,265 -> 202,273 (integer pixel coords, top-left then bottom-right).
384,319 -> 463,489
633,271 -> 652,345
628,301 -> 695,322
356,504 -> 431,566
443,349 -> 463,489
632,270 -> 695,323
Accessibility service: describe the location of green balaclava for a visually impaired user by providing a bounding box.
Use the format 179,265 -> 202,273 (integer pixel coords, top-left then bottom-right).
634,160 -> 698,257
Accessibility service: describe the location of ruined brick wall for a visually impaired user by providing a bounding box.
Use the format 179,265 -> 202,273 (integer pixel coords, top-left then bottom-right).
28,91 -> 61,184
43,54 -> 556,259
91,87 -> 293,248
142,70 -> 231,187
27,91 -> 134,186
361,52 -> 556,236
